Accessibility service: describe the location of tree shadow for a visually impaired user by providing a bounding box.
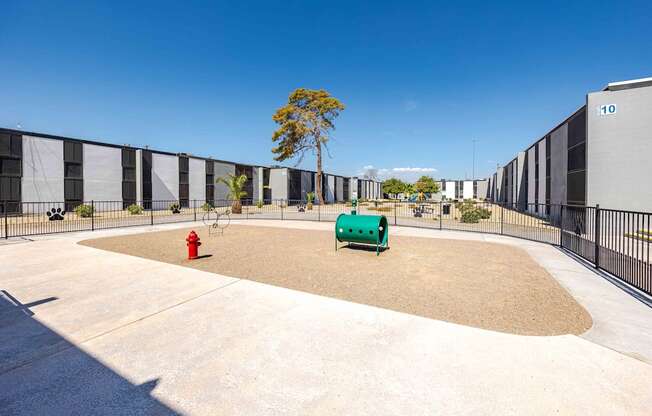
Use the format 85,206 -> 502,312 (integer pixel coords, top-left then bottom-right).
0,291 -> 181,415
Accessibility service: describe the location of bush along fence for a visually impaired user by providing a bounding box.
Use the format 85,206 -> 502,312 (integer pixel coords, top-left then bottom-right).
1,199 -> 650,296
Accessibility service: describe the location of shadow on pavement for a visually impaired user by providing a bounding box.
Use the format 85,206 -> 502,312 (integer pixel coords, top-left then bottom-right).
0,290 -> 181,415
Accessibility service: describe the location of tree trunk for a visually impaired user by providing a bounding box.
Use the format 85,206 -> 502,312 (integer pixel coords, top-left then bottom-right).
316,141 -> 324,204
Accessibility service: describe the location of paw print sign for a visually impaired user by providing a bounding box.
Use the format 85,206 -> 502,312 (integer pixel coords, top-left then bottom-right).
46,207 -> 66,221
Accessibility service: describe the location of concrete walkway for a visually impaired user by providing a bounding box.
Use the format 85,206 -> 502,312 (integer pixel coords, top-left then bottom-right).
1,220 -> 651,415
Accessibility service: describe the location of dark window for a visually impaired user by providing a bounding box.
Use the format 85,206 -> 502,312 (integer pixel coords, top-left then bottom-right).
142,151 -> 152,208
0,133 -> 22,213
567,171 -> 586,205
567,108 -> 587,205
63,141 -> 83,208
123,167 -> 136,181
121,148 -> 137,207
534,144 -> 539,209
546,135 -> 551,212
179,156 -> 189,207
65,163 -> 83,178
567,143 -> 586,171
0,158 -> 21,176
567,108 -> 587,148
206,160 -> 214,204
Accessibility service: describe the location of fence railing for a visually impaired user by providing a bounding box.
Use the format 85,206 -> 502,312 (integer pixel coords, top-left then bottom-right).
1,199 -> 650,296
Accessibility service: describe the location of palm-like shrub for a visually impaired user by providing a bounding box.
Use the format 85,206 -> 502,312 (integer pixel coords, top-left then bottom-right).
127,204 -> 143,215
216,174 -> 248,214
74,204 -> 94,218
306,192 -> 315,210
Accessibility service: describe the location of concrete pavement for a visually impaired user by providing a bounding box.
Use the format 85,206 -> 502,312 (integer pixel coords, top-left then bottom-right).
1,220 -> 651,415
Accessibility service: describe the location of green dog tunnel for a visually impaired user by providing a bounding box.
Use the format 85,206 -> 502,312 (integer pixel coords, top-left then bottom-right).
335,214 -> 389,255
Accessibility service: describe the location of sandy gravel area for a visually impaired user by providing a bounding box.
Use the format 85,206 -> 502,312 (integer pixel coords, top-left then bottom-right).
80,225 -> 592,335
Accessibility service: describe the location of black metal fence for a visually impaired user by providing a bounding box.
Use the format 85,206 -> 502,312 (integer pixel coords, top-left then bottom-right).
1,199 -> 650,296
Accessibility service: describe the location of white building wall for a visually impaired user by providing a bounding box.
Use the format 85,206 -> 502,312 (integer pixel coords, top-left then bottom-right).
188,157 -> 205,203
21,135 -> 65,206
445,181 -> 456,200
214,161 -> 236,202
587,84 -> 652,211
151,153 -> 178,208
326,175 -> 335,202
527,147 -> 536,212
538,140 -> 547,208
335,176 -> 344,201
462,180 -> 473,199
269,168 -> 288,200
82,144 -> 122,205
350,177 -> 358,199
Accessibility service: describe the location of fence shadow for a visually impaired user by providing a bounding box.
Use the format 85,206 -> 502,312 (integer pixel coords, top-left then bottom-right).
0,291 -> 181,415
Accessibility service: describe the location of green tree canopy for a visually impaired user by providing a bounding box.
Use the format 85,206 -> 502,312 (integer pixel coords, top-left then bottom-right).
414,175 -> 441,194
382,178 -> 407,195
271,88 -> 345,203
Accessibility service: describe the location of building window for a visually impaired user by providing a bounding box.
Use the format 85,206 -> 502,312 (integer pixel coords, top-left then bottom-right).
545,135 -> 551,214
567,108 -> 587,205
534,144 -> 539,212
0,133 -> 22,214
64,141 -> 83,211
205,160 -> 214,204
122,148 -> 137,208
142,151 -> 152,209
179,156 -> 189,207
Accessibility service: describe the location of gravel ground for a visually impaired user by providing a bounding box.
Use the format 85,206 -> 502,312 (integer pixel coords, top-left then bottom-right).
80,225 -> 592,335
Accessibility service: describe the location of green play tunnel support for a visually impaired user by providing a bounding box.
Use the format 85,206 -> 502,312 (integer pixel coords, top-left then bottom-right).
335,214 -> 389,255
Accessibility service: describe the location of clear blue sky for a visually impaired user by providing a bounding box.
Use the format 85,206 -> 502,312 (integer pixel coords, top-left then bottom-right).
1,1 -> 651,181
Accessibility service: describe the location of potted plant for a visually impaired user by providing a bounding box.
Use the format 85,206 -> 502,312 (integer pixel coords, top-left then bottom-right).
216,174 -> 248,214
169,202 -> 181,214
306,192 -> 315,210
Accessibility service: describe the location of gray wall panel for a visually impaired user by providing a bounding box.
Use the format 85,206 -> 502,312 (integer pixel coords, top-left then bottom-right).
270,168 -> 288,200
336,177 -> 344,201
516,151 -> 526,209
189,157 -> 205,203
550,124 -> 568,205
83,144 -> 122,205
21,135 -> 65,205
214,161 -> 236,201
152,153 -> 178,207
538,140 -> 547,207
527,147 -> 536,211
587,86 -> 652,211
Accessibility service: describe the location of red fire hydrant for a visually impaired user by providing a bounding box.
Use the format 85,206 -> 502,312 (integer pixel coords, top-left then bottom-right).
186,230 -> 201,260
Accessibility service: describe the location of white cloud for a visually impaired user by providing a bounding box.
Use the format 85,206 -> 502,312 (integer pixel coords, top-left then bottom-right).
403,99 -> 418,112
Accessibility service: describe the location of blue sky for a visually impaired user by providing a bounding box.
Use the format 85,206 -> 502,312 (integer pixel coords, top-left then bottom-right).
1,1 -> 651,181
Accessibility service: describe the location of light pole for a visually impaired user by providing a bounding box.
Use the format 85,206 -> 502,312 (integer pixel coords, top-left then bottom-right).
472,139 -> 478,179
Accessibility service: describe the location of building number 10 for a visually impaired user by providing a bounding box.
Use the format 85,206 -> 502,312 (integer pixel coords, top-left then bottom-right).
599,104 -> 617,116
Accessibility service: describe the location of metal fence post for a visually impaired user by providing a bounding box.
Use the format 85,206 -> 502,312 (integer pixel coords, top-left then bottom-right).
281,200 -> 284,221
150,202 -> 154,226
559,204 -> 564,247
394,200 -> 397,226
439,200 -> 443,230
594,204 -> 601,269
500,203 -> 504,235
193,200 -> 197,222
3,201 -> 7,239
91,200 -> 95,231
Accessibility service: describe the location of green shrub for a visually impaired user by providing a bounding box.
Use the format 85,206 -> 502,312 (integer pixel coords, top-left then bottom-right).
256,199 -> 264,209
478,207 -> 492,220
127,204 -> 143,215
74,204 -> 94,218
460,209 -> 481,223
201,202 -> 214,212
